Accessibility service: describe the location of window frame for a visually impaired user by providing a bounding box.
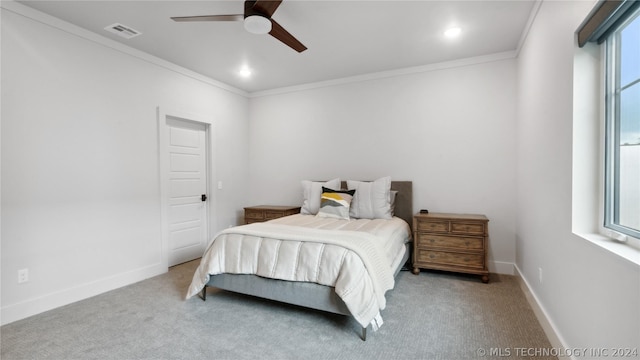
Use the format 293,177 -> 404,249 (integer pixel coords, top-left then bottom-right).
602,7 -> 640,243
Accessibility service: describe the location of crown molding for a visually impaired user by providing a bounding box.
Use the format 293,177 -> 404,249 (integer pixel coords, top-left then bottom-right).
515,0 -> 544,57
249,51 -> 517,98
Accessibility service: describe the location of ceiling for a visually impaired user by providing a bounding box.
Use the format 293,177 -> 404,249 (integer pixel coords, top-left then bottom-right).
17,0 -> 537,93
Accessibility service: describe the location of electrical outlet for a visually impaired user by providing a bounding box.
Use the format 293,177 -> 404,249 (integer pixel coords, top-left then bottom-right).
18,268 -> 29,284
538,267 -> 543,285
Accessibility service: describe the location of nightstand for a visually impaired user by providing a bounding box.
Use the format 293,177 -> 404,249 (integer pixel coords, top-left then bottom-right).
412,212 -> 489,283
244,205 -> 301,224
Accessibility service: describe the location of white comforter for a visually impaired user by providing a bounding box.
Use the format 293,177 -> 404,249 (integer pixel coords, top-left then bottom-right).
186,214 -> 411,330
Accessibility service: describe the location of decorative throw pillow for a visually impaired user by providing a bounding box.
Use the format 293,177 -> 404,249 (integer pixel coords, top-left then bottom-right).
316,187 -> 355,220
300,178 -> 341,215
347,176 -> 392,219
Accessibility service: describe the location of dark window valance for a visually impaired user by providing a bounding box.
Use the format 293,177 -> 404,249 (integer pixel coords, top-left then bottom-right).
577,0 -> 640,47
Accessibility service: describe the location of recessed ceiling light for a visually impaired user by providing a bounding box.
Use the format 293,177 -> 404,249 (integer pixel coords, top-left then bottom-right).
239,67 -> 252,78
444,27 -> 462,38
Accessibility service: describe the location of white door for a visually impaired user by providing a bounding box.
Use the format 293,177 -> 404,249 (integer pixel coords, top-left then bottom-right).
166,118 -> 208,266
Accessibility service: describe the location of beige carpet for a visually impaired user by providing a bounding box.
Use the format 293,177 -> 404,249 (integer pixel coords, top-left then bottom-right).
1,260 -> 555,360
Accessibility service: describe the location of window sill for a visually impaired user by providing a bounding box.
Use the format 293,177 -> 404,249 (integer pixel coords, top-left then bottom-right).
575,232 -> 640,267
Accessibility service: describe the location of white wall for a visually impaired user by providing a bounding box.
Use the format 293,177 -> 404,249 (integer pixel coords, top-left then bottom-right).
248,57 -> 518,274
517,0 -> 640,353
1,4 -> 249,324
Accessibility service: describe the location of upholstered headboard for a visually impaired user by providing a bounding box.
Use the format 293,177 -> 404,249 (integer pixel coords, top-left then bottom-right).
391,181 -> 413,226
339,180 -> 413,226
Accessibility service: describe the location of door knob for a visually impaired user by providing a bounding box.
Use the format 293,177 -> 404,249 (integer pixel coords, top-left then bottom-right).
201,194 -> 207,202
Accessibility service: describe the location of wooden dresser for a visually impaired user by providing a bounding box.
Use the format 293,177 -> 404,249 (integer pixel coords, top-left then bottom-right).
244,205 -> 301,224
412,212 -> 489,283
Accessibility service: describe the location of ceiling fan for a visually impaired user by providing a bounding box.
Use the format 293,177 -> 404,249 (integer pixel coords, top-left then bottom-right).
171,0 -> 307,53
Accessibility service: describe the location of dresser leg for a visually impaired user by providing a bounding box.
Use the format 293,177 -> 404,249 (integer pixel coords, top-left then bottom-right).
481,274 -> 489,283
412,267 -> 420,275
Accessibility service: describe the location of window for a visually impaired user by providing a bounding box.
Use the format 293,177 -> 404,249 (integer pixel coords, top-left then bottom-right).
604,7 -> 640,240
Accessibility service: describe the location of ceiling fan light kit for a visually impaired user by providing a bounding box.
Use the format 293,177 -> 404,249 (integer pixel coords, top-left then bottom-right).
244,15 -> 272,34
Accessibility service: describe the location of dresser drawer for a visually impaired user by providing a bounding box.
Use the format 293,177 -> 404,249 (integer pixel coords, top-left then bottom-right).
416,249 -> 484,269
416,233 -> 484,251
416,220 -> 449,233
245,209 -> 265,220
265,210 -> 285,220
450,222 -> 485,235
244,205 -> 301,224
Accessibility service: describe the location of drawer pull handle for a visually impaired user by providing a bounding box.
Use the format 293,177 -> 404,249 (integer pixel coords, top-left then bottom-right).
429,254 -> 435,259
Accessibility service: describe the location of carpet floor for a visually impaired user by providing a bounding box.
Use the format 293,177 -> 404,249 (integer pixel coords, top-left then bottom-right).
1,260 -> 555,360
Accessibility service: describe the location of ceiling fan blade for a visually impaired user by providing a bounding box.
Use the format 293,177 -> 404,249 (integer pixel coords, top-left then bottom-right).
269,19 -> 307,53
171,14 -> 244,22
252,0 -> 282,17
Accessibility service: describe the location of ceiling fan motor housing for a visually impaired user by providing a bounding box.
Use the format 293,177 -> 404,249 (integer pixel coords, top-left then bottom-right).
244,1 -> 264,19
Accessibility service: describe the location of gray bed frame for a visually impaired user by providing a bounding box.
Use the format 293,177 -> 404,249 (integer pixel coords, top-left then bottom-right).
201,181 -> 413,340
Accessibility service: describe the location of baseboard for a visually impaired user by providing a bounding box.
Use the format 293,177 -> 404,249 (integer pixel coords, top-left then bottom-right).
514,265 -> 572,360
489,260 -> 515,275
1,263 -> 166,326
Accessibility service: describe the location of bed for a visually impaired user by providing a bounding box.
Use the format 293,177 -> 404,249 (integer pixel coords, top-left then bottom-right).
186,179 -> 413,340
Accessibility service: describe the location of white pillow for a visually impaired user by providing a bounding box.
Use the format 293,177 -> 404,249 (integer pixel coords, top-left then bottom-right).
347,176 -> 392,219
390,190 -> 398,216
300,178 -> 341,215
